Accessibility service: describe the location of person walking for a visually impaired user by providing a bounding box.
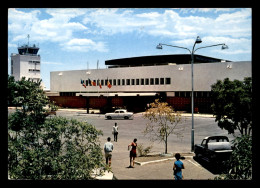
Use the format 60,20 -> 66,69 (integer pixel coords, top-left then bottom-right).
128,138 -> 137,168
104,137 -> 113,167
173,153 -> 185,180
112,122 -> 119,142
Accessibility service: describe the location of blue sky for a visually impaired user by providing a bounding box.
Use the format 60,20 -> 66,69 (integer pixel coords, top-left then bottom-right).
8,8 -> 252,90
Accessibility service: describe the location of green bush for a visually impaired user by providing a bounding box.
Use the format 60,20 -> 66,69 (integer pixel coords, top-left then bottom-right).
137,143 -> 153,157
8,76 -> 106,180
8,116 -> 105,180
215,135 -> 252,180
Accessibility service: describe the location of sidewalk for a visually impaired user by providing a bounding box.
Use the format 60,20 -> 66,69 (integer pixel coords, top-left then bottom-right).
56,108 -> 215,118
110,152 -> 217,180
8,107 -> 215,118
106,141 -> 216,180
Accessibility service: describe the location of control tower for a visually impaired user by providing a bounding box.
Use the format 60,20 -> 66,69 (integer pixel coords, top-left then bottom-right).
10,35 -> 41,82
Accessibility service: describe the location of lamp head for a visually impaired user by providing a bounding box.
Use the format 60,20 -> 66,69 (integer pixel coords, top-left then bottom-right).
221,44 -> 229,50
196,36 -> 202,44
156,43 -> 163,49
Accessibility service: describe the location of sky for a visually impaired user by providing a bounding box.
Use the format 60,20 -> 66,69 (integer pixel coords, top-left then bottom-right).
8,8 -> 252,90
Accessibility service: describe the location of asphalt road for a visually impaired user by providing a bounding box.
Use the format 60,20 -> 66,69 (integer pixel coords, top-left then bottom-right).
54,110 -> 235,180
55,110 -> 235,154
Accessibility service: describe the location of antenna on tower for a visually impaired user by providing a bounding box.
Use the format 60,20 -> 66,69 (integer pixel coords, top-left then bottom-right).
27,34 -> 30,46
26,34 -> 30,54
97,60 -> 99,69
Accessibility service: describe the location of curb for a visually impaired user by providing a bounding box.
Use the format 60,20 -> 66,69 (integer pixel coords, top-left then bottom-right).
135,155 -> 194,166
91,168 -> 114,180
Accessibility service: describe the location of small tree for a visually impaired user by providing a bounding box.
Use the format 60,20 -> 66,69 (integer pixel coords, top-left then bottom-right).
211,77 -> 252,136
211,77 -> 253,180
143,99 -> 183,154
215,135 -> 252,180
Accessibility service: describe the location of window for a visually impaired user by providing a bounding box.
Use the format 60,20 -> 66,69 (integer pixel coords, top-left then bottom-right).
101,80 -> 104,86
29,61 -> 40,64
11,60 -> 13,75
201,139 -> 207,147
117,79 -> 121,86
155,78 -> 159,85
145,78 -> 149,85
150,78 -> 154,85
97,80 -> 101,86
131,79 -> 135,85
136,79 -> 139,85
166,78 -> 171,85
160,78 -> 164,85
60,92 -> 76,96
28,69 -> 40,72
180,92 -> 185,97
126,79 -> 130,85
141,79 -> 144,85
113,79 -> 116,86
122,79 -> 125,85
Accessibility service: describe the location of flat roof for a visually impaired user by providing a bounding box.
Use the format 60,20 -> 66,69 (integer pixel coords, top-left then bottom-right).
105,54 -> 230,67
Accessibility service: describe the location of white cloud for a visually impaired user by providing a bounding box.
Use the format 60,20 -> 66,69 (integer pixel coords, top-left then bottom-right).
62,38 -> 108,52
80,8 -> 251,41
8,42 -> 18,48
8,8 -> 251,58
9,8 -> 88,44
41,61 -> 63,65
8,8 -> 40,33
179,8 -> 235,14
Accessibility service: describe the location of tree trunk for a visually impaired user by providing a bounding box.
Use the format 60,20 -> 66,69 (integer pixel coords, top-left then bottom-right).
165,135 -> 168,154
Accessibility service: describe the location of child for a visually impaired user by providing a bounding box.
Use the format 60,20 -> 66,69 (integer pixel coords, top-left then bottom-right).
173,153 -> 185,180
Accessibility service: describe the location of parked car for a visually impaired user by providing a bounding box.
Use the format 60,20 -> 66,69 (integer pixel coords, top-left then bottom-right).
194,136 -> 233,164
105,109 -> 134,120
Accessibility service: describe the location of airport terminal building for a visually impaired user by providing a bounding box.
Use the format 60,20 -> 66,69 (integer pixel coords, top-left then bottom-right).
49,54 -> 251,113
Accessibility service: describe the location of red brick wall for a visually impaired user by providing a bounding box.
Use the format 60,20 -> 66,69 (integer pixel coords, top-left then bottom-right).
48,96 -> 86,108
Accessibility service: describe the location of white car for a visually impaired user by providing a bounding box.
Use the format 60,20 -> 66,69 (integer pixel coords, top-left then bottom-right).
105,109 -> 134,120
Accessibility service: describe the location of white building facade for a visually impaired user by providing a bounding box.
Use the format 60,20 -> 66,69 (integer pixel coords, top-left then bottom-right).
49,55 -> 251,112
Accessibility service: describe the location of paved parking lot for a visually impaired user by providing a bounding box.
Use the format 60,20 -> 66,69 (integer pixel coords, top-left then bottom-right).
111,155 -> 218,180
54,109 -> 233,180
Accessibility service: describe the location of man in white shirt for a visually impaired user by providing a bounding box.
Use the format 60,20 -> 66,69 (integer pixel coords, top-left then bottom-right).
112,122 -> 119,142
104,137 -> 113,167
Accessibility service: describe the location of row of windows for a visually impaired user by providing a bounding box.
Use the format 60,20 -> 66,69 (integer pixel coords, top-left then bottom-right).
60,91 -> 211,97
175,91 -> 211,98
29,61 -> 40,64
29,69 -> 40,72
84,77 -> 171,86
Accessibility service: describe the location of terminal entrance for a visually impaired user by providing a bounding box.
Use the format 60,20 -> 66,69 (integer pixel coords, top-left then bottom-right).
49,92 -> 212,114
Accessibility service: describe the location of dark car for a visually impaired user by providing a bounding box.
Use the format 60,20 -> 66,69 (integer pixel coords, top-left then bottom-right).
194,136 -> 233,164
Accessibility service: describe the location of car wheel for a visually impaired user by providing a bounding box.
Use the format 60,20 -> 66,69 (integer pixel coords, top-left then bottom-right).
107,116 -> 112,119
124,116 -> 129,119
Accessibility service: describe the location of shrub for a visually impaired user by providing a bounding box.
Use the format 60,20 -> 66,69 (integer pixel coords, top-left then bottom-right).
137,143 -> 153,157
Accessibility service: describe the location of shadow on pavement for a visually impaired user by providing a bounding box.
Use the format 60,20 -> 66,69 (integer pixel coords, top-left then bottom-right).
193,156 -> 228,175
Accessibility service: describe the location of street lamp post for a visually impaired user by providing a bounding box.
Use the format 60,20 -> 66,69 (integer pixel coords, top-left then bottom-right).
156,36 -> 228,152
